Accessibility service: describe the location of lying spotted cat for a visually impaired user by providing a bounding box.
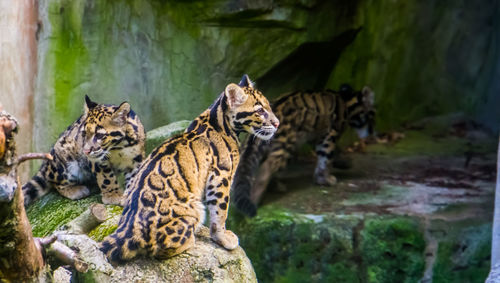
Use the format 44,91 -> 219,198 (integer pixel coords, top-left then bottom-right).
23,96 -> 145,206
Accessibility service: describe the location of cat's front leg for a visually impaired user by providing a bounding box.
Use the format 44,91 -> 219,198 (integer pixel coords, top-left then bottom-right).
94,162 -> 123,205
206,172 -> 238,250
314,129 -> 339,186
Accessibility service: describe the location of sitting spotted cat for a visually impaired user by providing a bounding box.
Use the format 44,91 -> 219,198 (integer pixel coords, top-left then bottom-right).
232,84 -> 375,216
100,75 -> 279,263
23,96 -> 145,206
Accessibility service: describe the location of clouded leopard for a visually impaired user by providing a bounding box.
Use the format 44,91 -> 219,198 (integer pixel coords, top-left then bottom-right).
23,96 -> 145,206
100,75 -> 279,263
232,84 -> 375,216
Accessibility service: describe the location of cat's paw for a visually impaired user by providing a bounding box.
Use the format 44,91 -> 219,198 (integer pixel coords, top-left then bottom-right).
314,173 -> 337,186
218,230 -> 239,250
102,194 -> 124,205
211,226 -> 239,250
58,185 -> 91,200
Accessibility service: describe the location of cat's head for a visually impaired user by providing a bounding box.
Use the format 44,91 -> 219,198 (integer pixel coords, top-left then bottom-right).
340,84 -> 376,139
82,95 -> 133,160
224,75 -> 279,140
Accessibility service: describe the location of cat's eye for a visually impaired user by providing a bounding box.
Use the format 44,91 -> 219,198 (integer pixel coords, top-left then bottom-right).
95,133 -> 106,139
257,108 -> 266,115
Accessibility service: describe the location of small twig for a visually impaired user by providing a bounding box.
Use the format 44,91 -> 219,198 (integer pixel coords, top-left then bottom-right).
47,241 -> 89,273
12,153 -> 52,172
15,153 -> 53,165
61,203 -> 107,234
36,235 -> 58,247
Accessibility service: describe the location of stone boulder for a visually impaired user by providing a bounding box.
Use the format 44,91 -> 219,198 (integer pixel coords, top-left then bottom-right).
52,227 -> 256,283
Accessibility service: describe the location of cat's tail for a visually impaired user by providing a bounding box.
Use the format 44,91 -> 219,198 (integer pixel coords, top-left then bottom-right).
99,234 -> 128,264
231,136 -> 267,217
22,160 -> 52,206
99,221 -> 141,264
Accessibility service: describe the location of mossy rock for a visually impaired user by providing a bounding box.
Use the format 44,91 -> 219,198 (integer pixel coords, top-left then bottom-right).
27,192 -> 101,237
145,120 -> 191,154
229,206 -> 428,283
360,217 -> 426,283
432,223 -> 491,283
234,208 -> 360,282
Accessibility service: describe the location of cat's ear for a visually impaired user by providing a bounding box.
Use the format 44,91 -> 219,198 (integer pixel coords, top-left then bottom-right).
112,102 -> 130,125
339,84 -> 353,94
362,86 -> 375,106
84,95 -> 97,113
225,83 -> 248,108
238,74 -> 254,88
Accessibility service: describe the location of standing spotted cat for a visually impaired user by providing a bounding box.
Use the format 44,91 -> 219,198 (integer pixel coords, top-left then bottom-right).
22,96 -> 145,206
100,75 -> 279,263
232,85 -> 375,216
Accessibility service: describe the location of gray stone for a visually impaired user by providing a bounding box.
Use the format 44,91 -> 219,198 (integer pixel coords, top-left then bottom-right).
53,267 -> 72,283
56,227 -> 256,283
486,263 -> 500,283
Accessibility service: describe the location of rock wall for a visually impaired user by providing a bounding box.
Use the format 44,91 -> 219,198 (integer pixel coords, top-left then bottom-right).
33,0 -> 348,155
28,0 -> 500,178
0,0 -> 496,180
328,0 -> 500,131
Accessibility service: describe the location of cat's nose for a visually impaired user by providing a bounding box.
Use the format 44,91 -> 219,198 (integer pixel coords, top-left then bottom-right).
83,145 -> 93,155
271,119 -> 279,129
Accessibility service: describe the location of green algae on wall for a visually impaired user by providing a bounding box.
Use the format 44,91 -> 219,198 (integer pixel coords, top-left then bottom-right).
327,0 -> 499,131
34,0 -> 343,157
32,0 -> 500,174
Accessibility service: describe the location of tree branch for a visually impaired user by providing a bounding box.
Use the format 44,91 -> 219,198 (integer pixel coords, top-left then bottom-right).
61,203 -> 107,234
47,240 -> 89,273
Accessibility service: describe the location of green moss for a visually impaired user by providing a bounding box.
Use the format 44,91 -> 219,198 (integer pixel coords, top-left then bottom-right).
322,262 -> 360,283
26,192 -> 101,237
88,205 -> 124,241
230,206 -> 361,282
231,207 -> 428,282
365,130 -> 469,157
360,217 -> 426,283
432,224 -> 491,283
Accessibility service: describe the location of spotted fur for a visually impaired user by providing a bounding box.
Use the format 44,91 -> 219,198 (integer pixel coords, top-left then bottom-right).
100,75 -> 279,263
22,96 -> 145,206
232,85 -> 375,216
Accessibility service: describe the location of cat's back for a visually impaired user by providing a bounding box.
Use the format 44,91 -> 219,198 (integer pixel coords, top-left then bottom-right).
272,90 -> 338,135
